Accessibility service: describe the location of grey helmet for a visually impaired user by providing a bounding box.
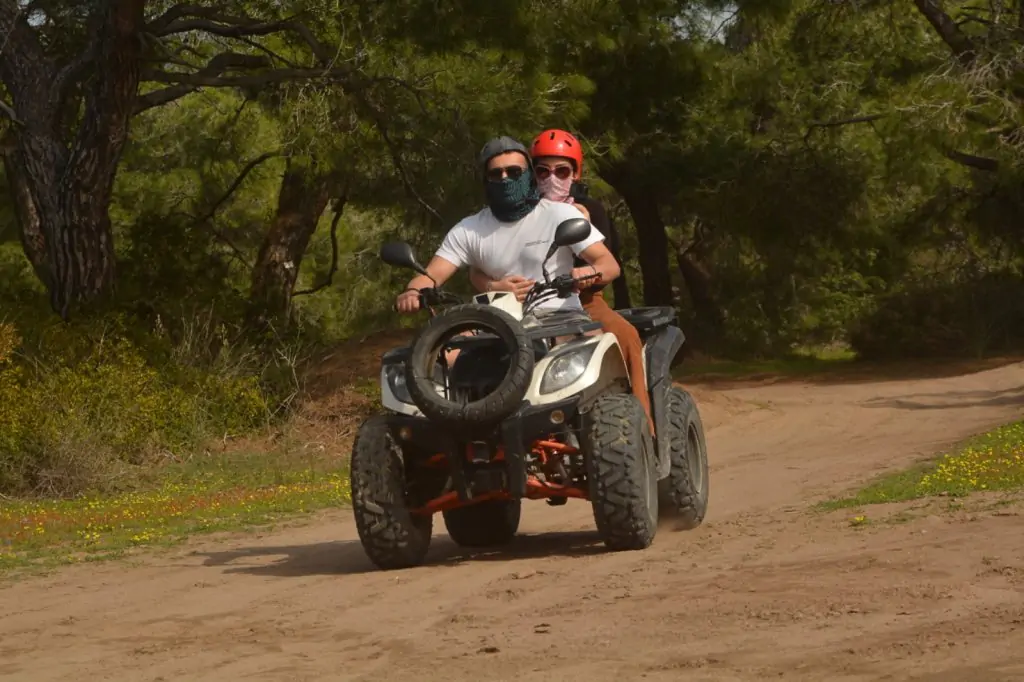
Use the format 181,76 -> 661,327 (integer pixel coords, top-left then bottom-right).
477,136 -> 534,176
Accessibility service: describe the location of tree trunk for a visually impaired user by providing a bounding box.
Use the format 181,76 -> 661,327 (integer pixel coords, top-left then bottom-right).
2,145 -> 48,287
249,158 -> 337,326
0,0 -> 145,318
601,164 -> 674,307
602,209 -> 632,309
619,188 -> 674,306
676,242 -> 724,348
610,263 -> 632,309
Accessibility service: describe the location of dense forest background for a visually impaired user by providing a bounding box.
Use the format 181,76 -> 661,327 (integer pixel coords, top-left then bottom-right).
2,0 -> 1023,497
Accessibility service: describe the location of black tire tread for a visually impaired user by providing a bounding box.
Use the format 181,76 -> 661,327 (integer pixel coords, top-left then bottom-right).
657,386 -> 710,529
350,415 -> 432,570
583,393 -> 658,551
442,499 -> 521,548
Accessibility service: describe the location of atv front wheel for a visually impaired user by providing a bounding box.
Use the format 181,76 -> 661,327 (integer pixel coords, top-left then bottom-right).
657,386 -> 710,529
443,499 -> 521,548
350,416 -> 432,570
583,393 -> 659,551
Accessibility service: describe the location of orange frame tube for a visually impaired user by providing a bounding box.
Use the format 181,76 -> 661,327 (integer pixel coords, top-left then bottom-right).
408,439 -> 586,516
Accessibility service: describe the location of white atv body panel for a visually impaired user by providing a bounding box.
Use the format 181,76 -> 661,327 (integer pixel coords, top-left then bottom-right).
524,332 -> 629,406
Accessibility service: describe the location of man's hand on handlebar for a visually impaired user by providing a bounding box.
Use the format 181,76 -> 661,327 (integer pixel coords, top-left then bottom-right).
396,288 -> 421,314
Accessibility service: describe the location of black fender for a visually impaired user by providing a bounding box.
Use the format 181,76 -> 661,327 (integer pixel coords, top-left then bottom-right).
644,326 -> 686,479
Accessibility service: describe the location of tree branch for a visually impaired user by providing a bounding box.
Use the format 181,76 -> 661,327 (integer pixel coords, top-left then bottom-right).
134,52 -> 269,113
236,36 -> 301,68
147,5 -> 335,65
211,96 -> 253,158
805,111 -> 1002,174
355,92 -> 443,224
0,1 -> 49,102
194,150 -> 283,226
912,0 -> 976,65
0,98 -> 22,125
944,148 -> 999,171
808,112 -> 889,129
147,4 -> 262,34
155,17 -> 297,38
803,113 -> 888,143
143,64 -> 352,89
49,8 -> 106,113
283,21 -> 335,65
293,197 -> 345,297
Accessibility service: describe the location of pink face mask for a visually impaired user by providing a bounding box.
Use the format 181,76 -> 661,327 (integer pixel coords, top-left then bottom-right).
537,173 -> 574,203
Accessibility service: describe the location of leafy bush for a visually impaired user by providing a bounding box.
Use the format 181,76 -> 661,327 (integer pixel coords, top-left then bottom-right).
0,315 -> 281,497
850,269 -> 1024,360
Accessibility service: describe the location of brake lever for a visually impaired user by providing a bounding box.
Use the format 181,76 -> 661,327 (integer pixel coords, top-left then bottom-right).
552,274 -> 579,297
561,272 -> 603,297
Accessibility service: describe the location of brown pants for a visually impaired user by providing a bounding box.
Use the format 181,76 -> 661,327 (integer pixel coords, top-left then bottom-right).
581,289 -> 654,435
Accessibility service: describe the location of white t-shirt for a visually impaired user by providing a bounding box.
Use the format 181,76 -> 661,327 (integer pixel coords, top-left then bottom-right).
435,199 -> 606,312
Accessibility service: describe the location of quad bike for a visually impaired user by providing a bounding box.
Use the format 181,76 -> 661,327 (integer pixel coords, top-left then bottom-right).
350,217 -> 709,570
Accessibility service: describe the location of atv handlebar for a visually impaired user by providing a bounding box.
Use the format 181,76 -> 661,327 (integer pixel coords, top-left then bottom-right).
395,272 -> 601,316
393,287 -> 463,313
522,271 -> 602,312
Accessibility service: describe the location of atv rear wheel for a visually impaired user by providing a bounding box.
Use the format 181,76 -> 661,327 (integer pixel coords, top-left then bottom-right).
657,386 -> 710,529
442,499 -> 521,548
583,393 -> 659,551
350,416 -> 432,570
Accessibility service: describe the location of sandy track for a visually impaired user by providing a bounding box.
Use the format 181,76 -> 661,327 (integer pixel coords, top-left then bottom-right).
3,362 -> 1024,681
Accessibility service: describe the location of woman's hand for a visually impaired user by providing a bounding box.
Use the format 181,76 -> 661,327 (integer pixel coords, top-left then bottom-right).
489,275 -> 535,301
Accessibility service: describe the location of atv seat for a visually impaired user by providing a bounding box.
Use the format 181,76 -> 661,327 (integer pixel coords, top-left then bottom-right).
615,306 -> 677,334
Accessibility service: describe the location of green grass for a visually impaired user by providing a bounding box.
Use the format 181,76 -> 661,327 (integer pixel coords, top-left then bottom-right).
0,453 -> 351,576
678,346 -> 857,380
822,420 -> 1024,511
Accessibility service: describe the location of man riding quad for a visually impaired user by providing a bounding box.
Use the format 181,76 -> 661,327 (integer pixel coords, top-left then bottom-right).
352,134 -> 709,571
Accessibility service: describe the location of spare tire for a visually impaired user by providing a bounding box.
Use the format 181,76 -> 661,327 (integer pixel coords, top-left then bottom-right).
405,304 -> 534,427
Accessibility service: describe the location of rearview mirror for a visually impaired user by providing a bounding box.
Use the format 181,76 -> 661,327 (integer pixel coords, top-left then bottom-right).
552,218 -> 591,248
541,217 -> 593,283
379,242 -> 427,276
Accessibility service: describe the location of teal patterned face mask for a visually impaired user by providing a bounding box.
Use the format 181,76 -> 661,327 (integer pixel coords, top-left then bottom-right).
485,168 -> 541,222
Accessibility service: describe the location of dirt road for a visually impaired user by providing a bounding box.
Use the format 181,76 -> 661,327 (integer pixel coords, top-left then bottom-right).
3,362 -> 1024,681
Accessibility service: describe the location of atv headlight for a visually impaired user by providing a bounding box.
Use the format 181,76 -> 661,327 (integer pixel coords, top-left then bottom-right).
384,363 -> 412,404
541,345 -> 597,394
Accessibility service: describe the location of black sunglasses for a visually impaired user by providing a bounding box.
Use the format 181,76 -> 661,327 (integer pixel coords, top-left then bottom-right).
485,165 -> 527,182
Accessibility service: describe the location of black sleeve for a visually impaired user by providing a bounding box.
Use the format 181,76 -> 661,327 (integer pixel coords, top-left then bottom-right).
574,197 -> 619,264
583,198 -> 619,258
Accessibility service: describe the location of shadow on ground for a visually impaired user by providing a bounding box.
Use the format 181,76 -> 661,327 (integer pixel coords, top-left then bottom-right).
861,386 -> 1024,411
194,529 -> 606,578
682,357 -> 1024,389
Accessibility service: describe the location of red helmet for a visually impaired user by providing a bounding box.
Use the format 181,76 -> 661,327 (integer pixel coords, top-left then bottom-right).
530,129 -> 584,175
